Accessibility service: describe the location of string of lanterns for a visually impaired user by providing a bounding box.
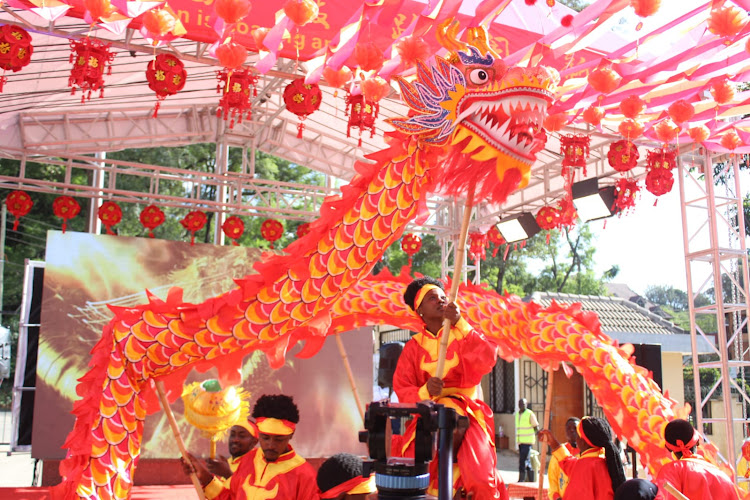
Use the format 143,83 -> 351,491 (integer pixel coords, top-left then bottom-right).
3,191 -> 299,248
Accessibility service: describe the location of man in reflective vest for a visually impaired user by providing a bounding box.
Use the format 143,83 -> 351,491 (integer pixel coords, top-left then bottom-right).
515,398 -> 539,483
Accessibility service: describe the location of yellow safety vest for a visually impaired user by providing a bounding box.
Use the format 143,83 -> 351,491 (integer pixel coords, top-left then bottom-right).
516,409 -> 536,445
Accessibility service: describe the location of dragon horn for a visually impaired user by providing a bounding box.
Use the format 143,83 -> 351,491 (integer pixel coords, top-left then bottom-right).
436,18 -> 466,62
466,26 -> 499,60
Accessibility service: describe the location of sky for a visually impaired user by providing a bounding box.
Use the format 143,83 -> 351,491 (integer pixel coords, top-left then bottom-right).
589,169 -> 749,296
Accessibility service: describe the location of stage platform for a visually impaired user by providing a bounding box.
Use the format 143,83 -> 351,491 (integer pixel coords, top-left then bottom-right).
0,486 -> 199,499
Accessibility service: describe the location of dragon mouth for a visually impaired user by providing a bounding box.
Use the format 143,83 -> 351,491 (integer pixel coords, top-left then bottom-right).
453,92 -> 550,163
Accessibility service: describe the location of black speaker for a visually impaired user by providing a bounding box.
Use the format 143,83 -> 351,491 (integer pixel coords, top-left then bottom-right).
631,343 -> 662,390
378,342 -> 403,389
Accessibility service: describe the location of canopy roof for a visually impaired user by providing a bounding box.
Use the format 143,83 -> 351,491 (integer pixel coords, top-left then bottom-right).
0,0 -> 749,228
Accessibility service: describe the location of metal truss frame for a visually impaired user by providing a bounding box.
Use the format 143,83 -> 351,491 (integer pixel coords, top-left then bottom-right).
679,150 -> 750,462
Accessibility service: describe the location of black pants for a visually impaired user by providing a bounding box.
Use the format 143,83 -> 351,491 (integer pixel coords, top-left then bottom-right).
518,443 -> 534,482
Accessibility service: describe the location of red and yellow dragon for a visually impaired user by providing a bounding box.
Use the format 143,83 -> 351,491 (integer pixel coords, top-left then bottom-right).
53,27 -> 699,499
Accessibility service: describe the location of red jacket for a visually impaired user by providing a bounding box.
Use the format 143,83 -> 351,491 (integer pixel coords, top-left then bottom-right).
653,456 -> 740,500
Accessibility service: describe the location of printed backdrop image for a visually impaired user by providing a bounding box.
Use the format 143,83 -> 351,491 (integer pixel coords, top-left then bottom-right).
33,231 -> 372,460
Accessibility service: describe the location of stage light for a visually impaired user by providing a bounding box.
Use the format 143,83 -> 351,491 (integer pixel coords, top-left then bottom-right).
572,178 -> 619,222
496,212 -> 541,243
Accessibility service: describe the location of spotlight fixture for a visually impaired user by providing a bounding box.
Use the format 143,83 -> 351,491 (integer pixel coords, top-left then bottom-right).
496,212 -> 541,243
572,178 -> 619,222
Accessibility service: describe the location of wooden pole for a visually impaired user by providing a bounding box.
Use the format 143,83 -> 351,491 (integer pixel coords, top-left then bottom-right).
154,379 -> 207,500
335,333 -> 365,421
435,185 -> 475,379
209,440 -> 216,460
663,481 -> 691,500
538,370 -> 555,500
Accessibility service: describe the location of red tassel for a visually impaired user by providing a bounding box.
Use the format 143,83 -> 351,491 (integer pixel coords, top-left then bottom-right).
546,233 -> 551,245
62,221 -> 67,233
653,198 -> 658,207
152,101 -> 160,118
231,239 -> 239,246
148,230 -> 155,238
603,219 -> 607,230
408,256 -> 413,267
358,136 -> 362,147
190,234 -> 195,246
12,219 -> 19,231
503,244 -> 510,261
492,247 -> 500,257
0,75 -> 6,92
297,122 -> 304,138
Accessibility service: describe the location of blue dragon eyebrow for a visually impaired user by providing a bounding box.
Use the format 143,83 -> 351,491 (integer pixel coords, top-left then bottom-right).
458,46 -> 493,66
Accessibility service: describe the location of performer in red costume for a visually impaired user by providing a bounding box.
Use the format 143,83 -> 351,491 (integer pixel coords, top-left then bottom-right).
653,419 -> 739,500
184,394 -> 319,500
392,277 -> 507,500
539,416 -> 626,500
207,418 -> 259,479
316,453 -> 377,499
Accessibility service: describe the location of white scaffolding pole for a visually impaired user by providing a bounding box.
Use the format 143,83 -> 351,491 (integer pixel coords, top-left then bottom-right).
679,150 -> 750,467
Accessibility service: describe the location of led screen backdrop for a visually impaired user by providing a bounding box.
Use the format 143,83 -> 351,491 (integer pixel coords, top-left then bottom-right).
33,231 -> 372,460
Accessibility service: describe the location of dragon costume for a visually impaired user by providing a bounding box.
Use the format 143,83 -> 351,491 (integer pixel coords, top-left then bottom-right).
52,27 -> 694,499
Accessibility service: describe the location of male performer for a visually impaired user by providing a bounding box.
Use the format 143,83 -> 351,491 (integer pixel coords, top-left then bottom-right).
547,417 -> 579,499
184,394 -> 319,500
207,417 -> 259,479
317,453 -> 377,499
392,277 -> 506,500
653,418 -> 739,500
515,398 -> 538,483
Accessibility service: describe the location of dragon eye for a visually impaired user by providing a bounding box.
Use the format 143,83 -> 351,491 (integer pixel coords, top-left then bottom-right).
468,68 -> 490,85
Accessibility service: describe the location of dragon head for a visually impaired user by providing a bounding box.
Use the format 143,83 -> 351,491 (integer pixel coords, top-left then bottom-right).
389,23 -> 558,204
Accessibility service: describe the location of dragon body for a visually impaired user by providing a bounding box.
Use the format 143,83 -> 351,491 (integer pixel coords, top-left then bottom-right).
54,34 -> 693,499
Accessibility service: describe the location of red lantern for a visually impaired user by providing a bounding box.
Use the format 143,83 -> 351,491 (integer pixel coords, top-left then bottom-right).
323,66 -> 352,97
582,106 -> 604,127
180,210 -> 207,245
711,80 -> 735,105
0,25 -> 33,91
53,195 -> 81,233
631,0 -> 660,17
620,95 -> 645,119
645,168 -> 673,197
707,5 -> 748,39
607,140 -> 639,173
222,216 -> 244,245
556,197 -> 577,227
720,130 -> 743,151
97,201 -> 122,235
296,222 -> 311,238
544,113 -> 567,133
214,0 -> 251,25
361,77 -> 390,103
146,54 -> 187,117
614,178 -> 640,212
261,219 -> 283,248
468,232 -> 489,263
560,134 -> 591,168
140,204 -> 165,238
401,233 -> 422,267
252,27 -> 270,51
283,78 -> 322,138
68,38 -> 114,102
355,41 -> 384,72
216,41 -> 247,70
688,125 -> 710,143
84,0 -> 115,24
217,67 -> 258,128
668,99 -> 694,124
346,94 -> 378,146
536,206 -> 560,244
283,0 -> 319,26
141,8 -> 179,45
536,205 -> 561,232
587,66 -> 621,94
487,225 -> 505,257
618,119 -> 644,139
395,36 -> 429,67
646,148 -> 677,170
5,190 -> 32,231
654,119 -> 679,144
